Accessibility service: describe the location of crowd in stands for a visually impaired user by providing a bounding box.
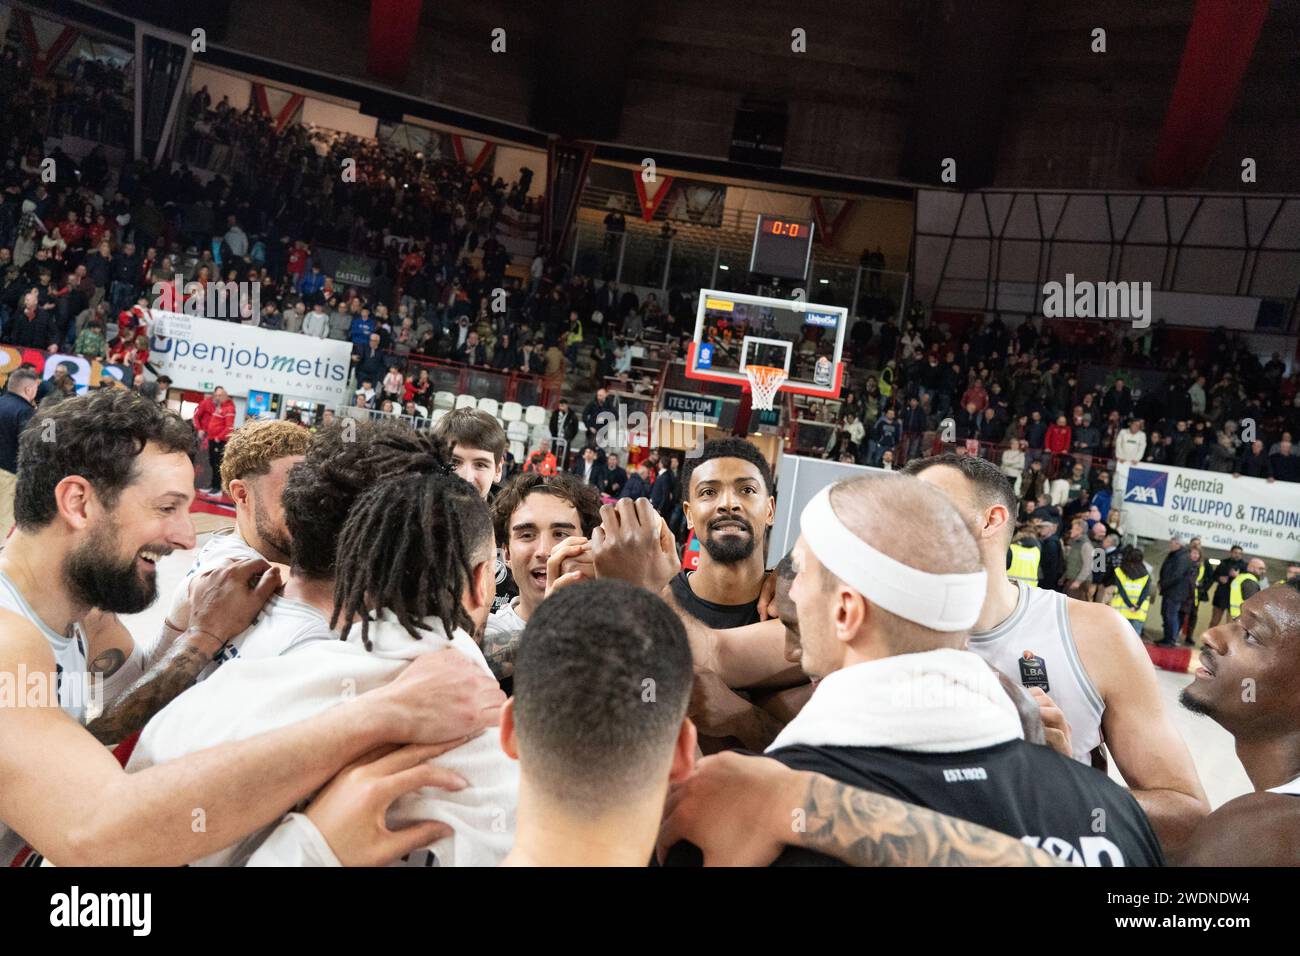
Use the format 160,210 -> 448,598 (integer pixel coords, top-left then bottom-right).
3,42 -> 1298,517
822,311 -> 1300,509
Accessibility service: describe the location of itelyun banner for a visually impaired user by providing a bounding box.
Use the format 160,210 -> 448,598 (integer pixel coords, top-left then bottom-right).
1118,462 -> 1300,561
149,311 -> 351,405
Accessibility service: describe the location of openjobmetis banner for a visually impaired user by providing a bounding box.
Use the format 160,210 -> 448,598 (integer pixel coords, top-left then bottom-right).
148,311 -> 352,405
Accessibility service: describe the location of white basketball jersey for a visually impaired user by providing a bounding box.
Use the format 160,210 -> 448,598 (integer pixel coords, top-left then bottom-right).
0,571 -> 90,867
967,581 -> 1104,765
0,571 -> 89,722
1268,775 -> 1300,796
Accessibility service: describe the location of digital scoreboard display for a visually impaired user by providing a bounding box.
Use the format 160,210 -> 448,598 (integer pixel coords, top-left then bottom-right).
749,214 -> 814,280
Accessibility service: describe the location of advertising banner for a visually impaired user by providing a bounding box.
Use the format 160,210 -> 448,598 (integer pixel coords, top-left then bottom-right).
149,311 -> 352,406
1118,462 -> 1300,561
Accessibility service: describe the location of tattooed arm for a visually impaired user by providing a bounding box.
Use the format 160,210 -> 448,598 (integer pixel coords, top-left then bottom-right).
480,622 -> 523,682
658,751 -> 1065,867
84,558 -> 281,745
798,771 -> 1065,867
85,628 -> 227,744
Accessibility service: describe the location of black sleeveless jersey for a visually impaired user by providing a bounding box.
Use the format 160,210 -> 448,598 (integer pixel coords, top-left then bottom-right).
767,739 -> 1164,867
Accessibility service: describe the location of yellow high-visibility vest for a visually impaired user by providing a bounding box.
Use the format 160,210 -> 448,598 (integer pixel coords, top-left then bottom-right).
1110,568 -> 1152,622
1192,562 -> 1206,606
1229,572 -> 1259,619
1008,542 -> 1041,588
880,366 -> 895,400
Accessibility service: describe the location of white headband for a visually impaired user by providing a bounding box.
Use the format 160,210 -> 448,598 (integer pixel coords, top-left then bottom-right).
799,485 -> 987,632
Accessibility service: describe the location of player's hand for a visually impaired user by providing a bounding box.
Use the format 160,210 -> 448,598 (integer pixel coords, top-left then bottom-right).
1028,687 -> 1073,758
591,497 -> 678,593
188,557 -> 281,646
305,741 -> 468,867
545,535 -> 594,597
757,570 -> 778,621
657,752 -> 803,866
368,649 -> 504,745
687,668 -> 753,740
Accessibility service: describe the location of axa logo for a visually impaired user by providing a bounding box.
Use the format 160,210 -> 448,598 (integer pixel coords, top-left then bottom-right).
1124,468 -> 1167,507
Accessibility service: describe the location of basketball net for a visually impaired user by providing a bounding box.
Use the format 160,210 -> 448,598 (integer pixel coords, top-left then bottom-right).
744,365 -> 788,411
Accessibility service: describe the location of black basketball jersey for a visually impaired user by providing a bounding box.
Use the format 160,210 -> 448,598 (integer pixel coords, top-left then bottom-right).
768,739 -> 1164,867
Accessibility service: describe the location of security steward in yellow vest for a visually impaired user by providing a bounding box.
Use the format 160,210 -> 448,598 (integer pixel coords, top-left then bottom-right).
1110,547 -> 1152,634
1229,564 -> 1263,620
1007,534 -> 1041,588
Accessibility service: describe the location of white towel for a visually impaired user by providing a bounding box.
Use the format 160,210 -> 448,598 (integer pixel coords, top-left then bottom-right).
130,611 -> 517,867
767,648 -> 1024,754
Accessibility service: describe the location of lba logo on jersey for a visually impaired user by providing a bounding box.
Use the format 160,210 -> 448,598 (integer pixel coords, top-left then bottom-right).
1124,468 -> 1168,507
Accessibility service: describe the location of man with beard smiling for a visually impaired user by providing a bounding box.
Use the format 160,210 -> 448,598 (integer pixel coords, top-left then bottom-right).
672,439 -> 775,629
0,392 -> 505,867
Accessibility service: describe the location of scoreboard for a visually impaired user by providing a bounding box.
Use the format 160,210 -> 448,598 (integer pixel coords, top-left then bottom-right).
749,214 -> 815,280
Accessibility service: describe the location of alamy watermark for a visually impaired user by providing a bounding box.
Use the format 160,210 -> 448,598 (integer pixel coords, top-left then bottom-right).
594,403 -> 711,458
1042,273 -> 1151,329
152,273 -> 260,321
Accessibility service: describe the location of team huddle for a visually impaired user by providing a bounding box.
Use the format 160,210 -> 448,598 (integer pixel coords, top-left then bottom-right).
0,390 -> 1296,867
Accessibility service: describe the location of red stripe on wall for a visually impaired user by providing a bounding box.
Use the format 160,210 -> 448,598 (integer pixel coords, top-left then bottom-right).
1146,0 -> 1270,188
367,0 -> 423,86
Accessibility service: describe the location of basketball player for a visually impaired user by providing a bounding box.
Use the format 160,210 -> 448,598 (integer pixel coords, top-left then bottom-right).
674,439 -> 774,628
188,419 -> 459,676
662,475 -> 1164,867
155,418 -> 310,664
130,474 -> 515,867
1174,581 -> 1300,864
670,581 -> 1300,867
673,439 -> 815,749
481,472 -> 600,685
902,453 -> 1208,849
501,579 -> 696,866
0,392 -> 499,866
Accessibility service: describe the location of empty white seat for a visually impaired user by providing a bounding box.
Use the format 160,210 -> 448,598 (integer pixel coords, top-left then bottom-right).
431,408 -> 449,425
454,394 -> 478,410
499,401 -> 523,422
433,391 -> 456,409
523,404 -> 547,427
508,440 -> 525,463
506,420 -> 529,442
476,397 -> 499,417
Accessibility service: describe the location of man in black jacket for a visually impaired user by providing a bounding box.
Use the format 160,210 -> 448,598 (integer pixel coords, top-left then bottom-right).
0,367 -> 39,536
583,388 -> 617,447
1158,537 -> 1194,646
549,398 -> 580,450
600,452 -> 627,498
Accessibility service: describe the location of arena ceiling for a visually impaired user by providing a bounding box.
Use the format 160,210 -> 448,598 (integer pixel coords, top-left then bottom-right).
28,0 -> 1300,194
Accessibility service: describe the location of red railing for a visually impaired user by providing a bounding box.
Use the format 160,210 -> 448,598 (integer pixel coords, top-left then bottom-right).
400,354 -> 560,409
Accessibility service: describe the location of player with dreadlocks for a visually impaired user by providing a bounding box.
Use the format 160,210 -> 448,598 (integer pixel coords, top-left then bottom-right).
130,469 -> 515,867
331,470 -> 485,651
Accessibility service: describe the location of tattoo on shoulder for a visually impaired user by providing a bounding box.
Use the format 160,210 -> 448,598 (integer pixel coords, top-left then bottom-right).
480,627 -> 522,681
800,774 -> 1065,867
90,647 -> 126,677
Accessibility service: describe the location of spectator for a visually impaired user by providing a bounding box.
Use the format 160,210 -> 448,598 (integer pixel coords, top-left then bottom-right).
600,452 -> 627,498
192,386 -> 236,496
1270,436 -> 1300,482
1113,418 -> 1147,465
619,461 -> 650,499
571,446 -> 606,488
301,302 -> 329,339
1236,440 -> 1272,480
524,440 -> 558,476
0,368 -> 40,535
1000,439 -> 1026,495
549,399 -> 579,450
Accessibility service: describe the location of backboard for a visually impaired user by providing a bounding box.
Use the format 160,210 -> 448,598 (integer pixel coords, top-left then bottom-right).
686,289 -> 846,399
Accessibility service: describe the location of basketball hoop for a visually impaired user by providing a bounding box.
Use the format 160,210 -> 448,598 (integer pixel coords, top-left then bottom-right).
744,365 -> 788,411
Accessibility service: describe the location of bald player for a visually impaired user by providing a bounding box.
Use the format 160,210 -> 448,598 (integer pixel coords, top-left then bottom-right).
902,453 -> 1208,850
671,580 -> 1300,867
660,474 -> 1162,866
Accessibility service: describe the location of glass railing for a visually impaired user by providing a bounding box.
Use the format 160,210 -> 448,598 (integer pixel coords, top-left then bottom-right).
567,224 -> 911,323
